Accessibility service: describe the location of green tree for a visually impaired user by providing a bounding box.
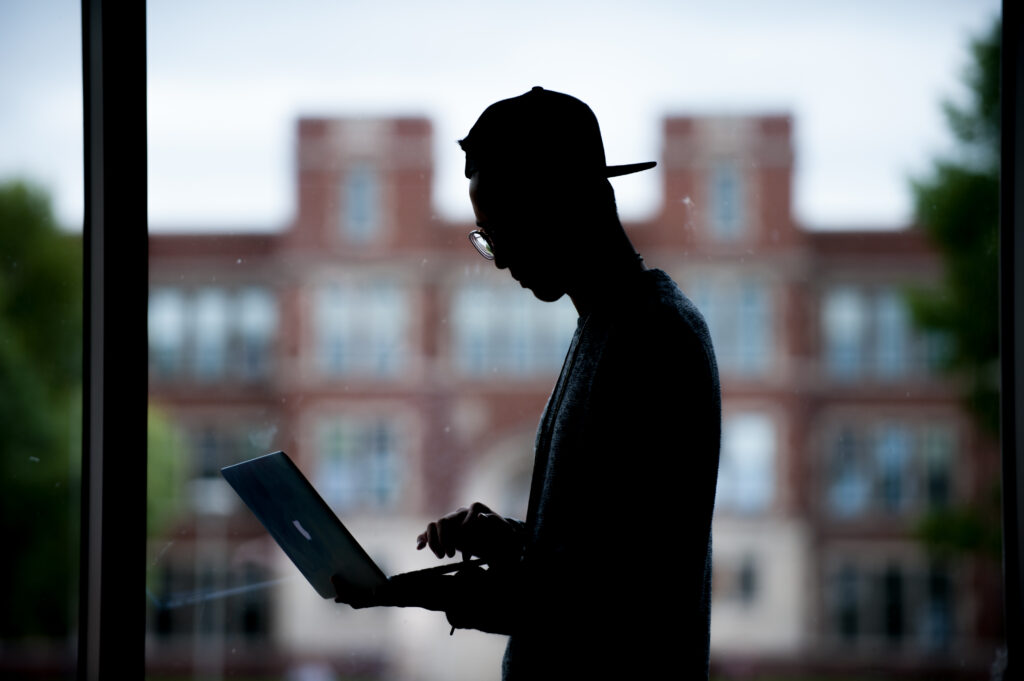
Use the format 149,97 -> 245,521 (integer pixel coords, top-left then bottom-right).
0,181 -> 188,646
909,19 -> 1000,436
909,20 -> 1001,560
0,180 -> 82,638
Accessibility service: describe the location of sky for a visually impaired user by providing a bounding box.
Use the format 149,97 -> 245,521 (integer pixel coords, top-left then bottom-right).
0,0 -> 1002,231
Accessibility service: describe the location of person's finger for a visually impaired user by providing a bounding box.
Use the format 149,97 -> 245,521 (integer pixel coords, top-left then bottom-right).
468,501 -> 492,518
439,511 -> 467,557
442,516 -> 461,558
427,522 -> 442,558
416,530 -> 427,550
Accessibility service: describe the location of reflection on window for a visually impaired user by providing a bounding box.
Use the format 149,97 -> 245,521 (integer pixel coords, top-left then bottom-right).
716,412 -> 775,513
316,280 -> 407,377
317,417 -> 401,510
827,561 -> 953,650
148,286 -> 277,382
452,285 -> 576,376
826,423 -> 955,518
342,162 -> 380,243
149,560 -> 271,643
690,276 -> 771,376
709,161 -> 744,240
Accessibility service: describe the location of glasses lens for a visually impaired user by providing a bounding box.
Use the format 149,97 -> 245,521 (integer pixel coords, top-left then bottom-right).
469,230 -> 495,260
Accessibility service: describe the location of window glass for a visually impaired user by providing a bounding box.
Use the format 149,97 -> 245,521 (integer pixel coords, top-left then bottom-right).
137,2 -> 1004,680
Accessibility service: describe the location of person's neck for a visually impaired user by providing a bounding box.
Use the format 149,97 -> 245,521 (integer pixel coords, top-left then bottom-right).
568,240 -> 648,316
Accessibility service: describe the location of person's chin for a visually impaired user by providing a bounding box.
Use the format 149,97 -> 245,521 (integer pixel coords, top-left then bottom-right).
525,282 -> 565,303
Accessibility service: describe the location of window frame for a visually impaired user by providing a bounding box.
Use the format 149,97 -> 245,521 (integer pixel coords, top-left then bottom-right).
999,5 -> 1023,673
78,2 -> 148,679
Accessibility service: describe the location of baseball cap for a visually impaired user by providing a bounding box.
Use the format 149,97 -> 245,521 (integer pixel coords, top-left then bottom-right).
460,86 -> 657,180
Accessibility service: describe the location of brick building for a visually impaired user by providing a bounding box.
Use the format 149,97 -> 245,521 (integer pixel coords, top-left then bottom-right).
146,112 -> 1001,679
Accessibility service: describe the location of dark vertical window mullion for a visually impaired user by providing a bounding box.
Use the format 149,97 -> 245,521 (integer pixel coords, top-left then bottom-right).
1001,2 -> 1023,676
78,2 -> 148,679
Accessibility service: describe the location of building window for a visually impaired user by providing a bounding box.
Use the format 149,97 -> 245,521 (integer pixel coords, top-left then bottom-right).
690,275 -> 772,377
875,289 -> 910,377
875,424 -> 911,512
716,412 -> 775,513
236,287 -> 277,380
824,285 -> 942,381
836,564 -> 859,641
824,287 -> 869,380
316,417 -> 402,511
452,285 -> 576,376
709,161 -> 744,240
316,280 -> 408,377
149,286 -> 278,383
149,288 -> 186,377
827,428 -> 870,517
826,561 -> 954,651
713,554 -> 760,605
922,426 -> 953,508
341,162 -> 380,243
148,560 -> 271,642
193,288 -> 229,380
826,422 -> 957,518
923,564 -> 954,650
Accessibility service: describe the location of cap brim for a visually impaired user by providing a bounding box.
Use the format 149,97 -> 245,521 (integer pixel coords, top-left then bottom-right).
605,161 -> 657,178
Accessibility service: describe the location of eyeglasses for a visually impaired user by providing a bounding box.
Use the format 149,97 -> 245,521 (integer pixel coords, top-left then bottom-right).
468,229 -> 495,260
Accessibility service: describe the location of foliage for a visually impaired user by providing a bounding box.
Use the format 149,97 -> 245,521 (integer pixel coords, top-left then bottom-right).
916,483 -> 1003,559
909,21 -> 1002,560
907,19 -> 1001,437
0,181 -> 82,638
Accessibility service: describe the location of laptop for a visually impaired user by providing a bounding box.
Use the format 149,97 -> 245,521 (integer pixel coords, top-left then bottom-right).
221,450 -> 477,599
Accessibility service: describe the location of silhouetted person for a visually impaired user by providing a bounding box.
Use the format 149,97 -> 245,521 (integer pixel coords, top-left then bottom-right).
333,87 -> 721,680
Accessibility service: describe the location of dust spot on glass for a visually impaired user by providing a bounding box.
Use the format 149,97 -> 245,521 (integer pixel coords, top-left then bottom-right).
681,196 -> 695,231
236,258 -> 243,265
28,456 -> 40,463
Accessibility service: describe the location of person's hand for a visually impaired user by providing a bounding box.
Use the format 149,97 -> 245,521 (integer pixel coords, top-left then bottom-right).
416,501 -> 522,564
332,572 -> 452,612
331,575 -> 379,609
